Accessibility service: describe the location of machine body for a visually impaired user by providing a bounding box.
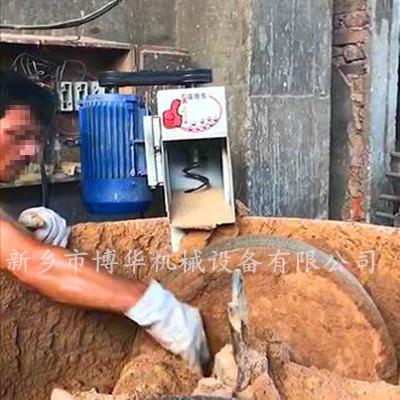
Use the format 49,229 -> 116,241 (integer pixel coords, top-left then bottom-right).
79,94 -> 152,214
79,70 -> 236,237
144,86 -> 235,232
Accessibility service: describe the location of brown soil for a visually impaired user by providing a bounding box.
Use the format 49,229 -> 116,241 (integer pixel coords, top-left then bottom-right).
0,274 -> 136,399
112,334 -> 200,397
53,362 -> 400,400
51,389 -> 131,399
53,328 -> 400,400
276,363 -> 400,399
183,217 -> 400,349
1,218 -> 170,400
153,244 -> 397,382
236,217 -> 400,348
69,218 -> 171,282
1,216 -> 400,399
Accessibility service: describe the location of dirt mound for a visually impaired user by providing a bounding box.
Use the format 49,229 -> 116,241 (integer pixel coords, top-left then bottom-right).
112,334 -> 200,397
279,363 -> 400,400
72,216 -> 400,355
70,218 -> 171,281
2,216 -> 400,399
151,237 -> 397,382
53,326 -> 400,400
237,217 -> 400,347
70,216 -> 400,356
0,276 -> 136,399
1,218 -> 170,400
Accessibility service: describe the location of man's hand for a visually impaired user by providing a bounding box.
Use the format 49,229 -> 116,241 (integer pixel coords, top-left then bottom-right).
18,207 -> 70,247
2,209 -> 209,371
1,209 -> 147,313
125,280 -> 210,372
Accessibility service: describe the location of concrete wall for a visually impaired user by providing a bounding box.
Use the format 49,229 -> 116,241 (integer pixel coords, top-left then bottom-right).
0,0 -> 176,45
249,0 -> 332,218
368,0 -> 400,222
0,0 -> 134,42
175,0 -> 398,222
175,0 -> 252,203
129,0 -> 176,46
176,0 -> 333,219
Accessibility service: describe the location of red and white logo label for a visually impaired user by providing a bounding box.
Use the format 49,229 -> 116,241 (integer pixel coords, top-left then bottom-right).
162,93 -> 223,133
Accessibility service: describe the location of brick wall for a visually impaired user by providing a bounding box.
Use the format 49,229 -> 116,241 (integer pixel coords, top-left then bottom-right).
331,0 -> 371,221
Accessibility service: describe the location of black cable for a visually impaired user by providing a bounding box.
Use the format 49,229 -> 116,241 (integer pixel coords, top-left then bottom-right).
183,162 -> 211,193
0,0 -> 123,30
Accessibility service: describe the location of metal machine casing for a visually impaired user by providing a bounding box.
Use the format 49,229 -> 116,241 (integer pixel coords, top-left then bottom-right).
145,86 -> 235,235
79,94 -> 152,214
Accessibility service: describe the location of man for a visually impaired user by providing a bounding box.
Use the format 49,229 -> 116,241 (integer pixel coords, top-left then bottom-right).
0,70 -> 209,371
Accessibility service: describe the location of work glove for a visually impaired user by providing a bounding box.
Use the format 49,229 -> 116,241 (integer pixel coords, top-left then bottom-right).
18,206 -> 71,248
125,280 -> 210,373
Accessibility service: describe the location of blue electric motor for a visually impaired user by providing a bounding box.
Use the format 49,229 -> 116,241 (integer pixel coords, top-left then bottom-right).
79,94 -> 152,214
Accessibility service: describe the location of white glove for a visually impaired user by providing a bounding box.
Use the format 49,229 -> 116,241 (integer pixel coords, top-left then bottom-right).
18,206 -> 71,248
125,280 -> 210,372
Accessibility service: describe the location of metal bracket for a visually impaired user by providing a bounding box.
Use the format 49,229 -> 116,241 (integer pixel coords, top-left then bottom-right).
144,115 -> 164,188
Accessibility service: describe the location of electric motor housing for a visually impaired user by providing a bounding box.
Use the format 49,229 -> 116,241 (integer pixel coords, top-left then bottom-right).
79,94 -> 152,214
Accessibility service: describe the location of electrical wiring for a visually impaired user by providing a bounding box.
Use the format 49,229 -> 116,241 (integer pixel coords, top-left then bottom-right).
55,60 -> 89,82
12,53 -> 58,83
0,0 -> 123,30
12,53 -> 93,87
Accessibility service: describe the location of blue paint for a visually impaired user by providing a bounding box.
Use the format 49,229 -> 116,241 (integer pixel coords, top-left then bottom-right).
79,94 -> 152,214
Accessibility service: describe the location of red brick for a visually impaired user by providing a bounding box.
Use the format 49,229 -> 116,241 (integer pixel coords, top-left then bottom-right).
333,14 -> 346,29
339,61 -> 367,76
343,44 -> 365,62
333,47 -> 344,57
333,55 -> 346,67
333,28 -> 369,45
343,11 -> 369,28
334,0 -> 366,13
352,75 -> 366,93
351,195 -> 366,221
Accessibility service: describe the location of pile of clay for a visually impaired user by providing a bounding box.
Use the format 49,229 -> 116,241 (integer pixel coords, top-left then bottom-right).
52,322 -> 400,400
52,356 -> 400,399
1,216 -> 400,399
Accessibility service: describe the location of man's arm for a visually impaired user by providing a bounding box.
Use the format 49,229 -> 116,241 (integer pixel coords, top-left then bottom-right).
0,210 -> 210,370
0,210 -> 147,313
